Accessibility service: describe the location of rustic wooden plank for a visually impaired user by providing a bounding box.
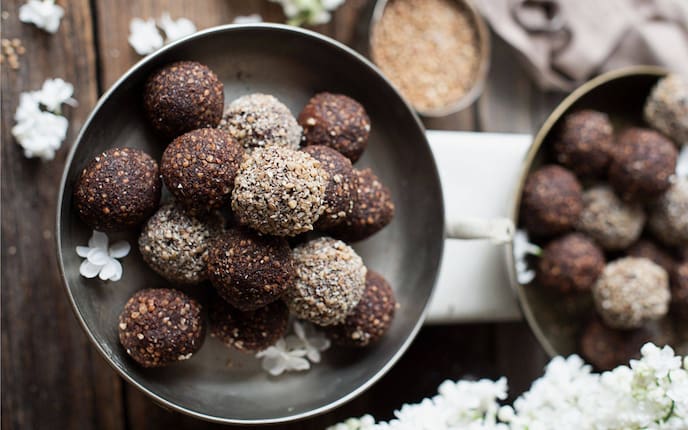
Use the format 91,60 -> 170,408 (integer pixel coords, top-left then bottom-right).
0,1 -> 125,429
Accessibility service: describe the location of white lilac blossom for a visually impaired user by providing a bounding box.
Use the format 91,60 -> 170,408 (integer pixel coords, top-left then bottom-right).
128,18 -> 164,55
158,12 -> 196,42
232,14 -> 263,24
76,231 -> 130,282
328,343 -> 688,430
512,229 -> 541,284
36,78 -> 77,113
270,0 -> 345,26
286,321 -> 330,363
677,146 -> 688,178
18,0 -> 64,33
256,320 -> 331,375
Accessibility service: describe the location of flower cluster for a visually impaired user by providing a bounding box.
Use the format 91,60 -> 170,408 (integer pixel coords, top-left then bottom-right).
77,231 -> 130,282
19,0 -> 64,33
270,0 -> 346,26
128,13 -> 197,55
512,229 -> 541,284
328,343 -> 688,430
256,321 -> 330,376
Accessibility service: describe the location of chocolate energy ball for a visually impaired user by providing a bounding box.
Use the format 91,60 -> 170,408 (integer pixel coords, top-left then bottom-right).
74,147 -> 161,232
219,93 -> 301,150
232,147 -> 328,236
580,318 -> 657,371
644,74 -> 688,147
286,237 -> 367,326
118,288 -> 204,368
609,128 -> 678,201
299,92 -> 371,163
519,165 -> 583,237
325,270 -> 397,347
553,110 -> 614,177
576,186 -> 646,251
206,228 -> 294,311
592,257 -> 670,329
302,145 -> 356,230
161,128 -> 244,215
537,233 -> 605,294
139,203 -> 224,284
627,239 -> 676,275
672,261 -> 688,318
330,168 -> 395,242
209,298 -> 289,352
144,61 -> 224,139
649,178 -> 688,247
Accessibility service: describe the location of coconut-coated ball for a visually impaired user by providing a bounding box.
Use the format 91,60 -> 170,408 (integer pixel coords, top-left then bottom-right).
74,147 -> 161,232
627,239 -> 677,275
118,288 -> 205,368
139,203 -> 224,284
592,257 -> 670,329
649,178 -> 688,247
553,110 -> 613,177
580,317 -> 658,371
644,74 -> 688,147
144,61 -> 224,139
537,233 -> 605,294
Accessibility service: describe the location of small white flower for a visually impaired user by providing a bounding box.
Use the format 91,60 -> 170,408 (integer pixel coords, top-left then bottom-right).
232,14 -> 263,24
36,78 -> 77,113
76,231 -> 130,281
256,338 -> 310,376
128,18 -> 163,55
270,0 -> 345,26
158,13 -> 196,42
676,145 -> 688,178
286,320 -> 330,363
19,0 -> 64,33
512,229 -> 541,284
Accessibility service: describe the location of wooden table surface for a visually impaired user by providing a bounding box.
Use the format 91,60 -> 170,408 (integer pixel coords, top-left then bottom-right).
1,1 -> 564,428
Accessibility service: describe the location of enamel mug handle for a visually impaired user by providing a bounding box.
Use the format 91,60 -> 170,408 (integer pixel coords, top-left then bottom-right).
445,217 -> 515,244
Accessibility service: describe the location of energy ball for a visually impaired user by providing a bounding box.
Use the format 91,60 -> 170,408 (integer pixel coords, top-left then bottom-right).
139,203 -> 224,284
580,318 -> 656,371
672,261 -> 688,318
206,228 -> 294,311
648,178 -> 688,247
286,237 -> 367,326
609,128 -> 678,201
325,270 -> 397,347
520,165 -> 583,237
74,147 -> 161,232
627,239 -> 676,275
576,186 -> 646,251
232,147 -> 328,236
553,110 -> 613,177
118,288 -> 204,368
219,93 -> 301,150
144,61 -> 224,139
161,128 -> 244,215
299,92 -> 371,163
644,74 -> 688,147
537,233 -> 605,294
302,145 -> 356,230
330,168 -> 395,242
592,257 -> 670,329
209,298 -> 289,352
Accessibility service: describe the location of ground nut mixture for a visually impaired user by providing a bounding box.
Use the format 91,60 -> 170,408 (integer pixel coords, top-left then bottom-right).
644,74 -> 688,147
649,178 -> 688,247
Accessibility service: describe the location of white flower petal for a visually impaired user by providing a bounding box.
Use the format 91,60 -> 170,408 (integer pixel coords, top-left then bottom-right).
306,348 -> 321,363
293,320 -> 306,340
262,354 -> 287,376
19,0 -> 64,33
99,259 -> 121,281
88,230 -> 108,250
284,355 -> 310,372
158,12 -> 196,42
37,78 -> 74,112
128,17 -> 163,55
232,14 -> 263,24
109,241 -> 131,258
79,260 -> 102,278
76,246 -> 91,257
87,248 -> 109,265
309,336 -> 330,352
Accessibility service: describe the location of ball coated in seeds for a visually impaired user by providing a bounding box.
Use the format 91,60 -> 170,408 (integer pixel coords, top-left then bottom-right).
118,288 -> 204,368
232,147 -> 328,236
592,257 -> 670,329
537,233 -> 605,294
325,270 -> 397,347
644,74 -> 688,147
139,203 -> 224,284
553,110 -> 614,177
627,239 -> 676,275
299,92 -> 371,163
74,147 -> 161,232
580,317 -> 657,371
209,297 -> 289,352
144,61 -> 224,138
302,145 -> 356,230
520,165 -> 583,237
648,178 -> 688,247
286,237 -> 367,326
219,93 -> 301,150
161,128 -> 244,215
671,261 -> 688,318
207,228 -> 294,311
576,186 -> 646,251
609,128 -> 678,201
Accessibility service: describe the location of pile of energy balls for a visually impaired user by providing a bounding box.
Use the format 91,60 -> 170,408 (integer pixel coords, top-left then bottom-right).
73,61 -> 397,369
519,73 -> 688,371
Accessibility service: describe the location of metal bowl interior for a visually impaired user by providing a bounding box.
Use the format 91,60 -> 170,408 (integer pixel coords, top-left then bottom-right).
56,24 -> 444,425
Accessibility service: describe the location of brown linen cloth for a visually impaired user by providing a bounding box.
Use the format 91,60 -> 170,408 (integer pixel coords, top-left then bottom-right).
475,0 -> 688,90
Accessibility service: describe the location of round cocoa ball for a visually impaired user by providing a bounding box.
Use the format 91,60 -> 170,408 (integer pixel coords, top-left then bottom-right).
286,237 -> 367,326
580,317 -> 656,371
139,203 -> 224,284
649,178 -> 688,247
553,110 -> 614,177
161,128 -> 244,215
644,74 -> 688,147
299,92 -> 371,163
118,288 -> 204,368
325,270 -> 397,347
74,147 -> 161,232
209,297 -> 289,352
576,186 -> 646,251
144,61 -> 224,139
520,165 -> 583,237
302,145 -> 356,230
219,93 -> 301,150
207,228 -> 294,311
672,261 -> 688,318
537,233 -> 605,294
231,146 -> 328,236
592,257 -> 670,329
609,128 -> 678,201
627,239 -> 676,275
